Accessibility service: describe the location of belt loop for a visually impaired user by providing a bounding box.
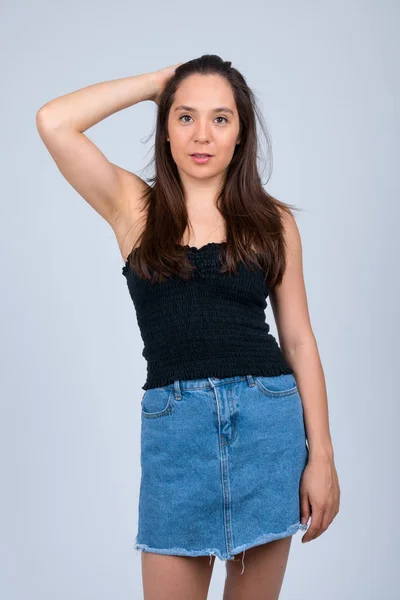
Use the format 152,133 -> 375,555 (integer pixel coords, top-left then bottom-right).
173,379 -> 182,400
246,375 -> 255,387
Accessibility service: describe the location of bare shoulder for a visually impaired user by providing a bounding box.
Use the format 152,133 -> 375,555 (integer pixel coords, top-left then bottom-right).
276,205 -> 304,267
112,167 -> 151,261
278,205 -> 300,244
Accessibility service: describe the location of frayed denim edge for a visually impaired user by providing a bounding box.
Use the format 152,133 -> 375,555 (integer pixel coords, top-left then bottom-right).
229,521 -> 308,557
134,521 -> 308,575
134,543 -> 227,562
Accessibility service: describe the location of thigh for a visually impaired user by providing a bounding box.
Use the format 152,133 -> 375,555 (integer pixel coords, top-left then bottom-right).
223,537 -> 293,600
142,552 -> 216,600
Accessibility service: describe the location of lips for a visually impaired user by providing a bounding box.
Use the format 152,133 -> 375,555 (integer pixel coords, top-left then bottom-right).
191,153 -> 213,157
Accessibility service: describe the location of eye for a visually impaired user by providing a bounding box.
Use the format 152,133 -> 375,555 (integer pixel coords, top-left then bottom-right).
178,115 -> 229,124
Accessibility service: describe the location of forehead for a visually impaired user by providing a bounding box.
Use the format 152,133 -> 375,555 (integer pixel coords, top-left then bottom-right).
172,74 -> 236,112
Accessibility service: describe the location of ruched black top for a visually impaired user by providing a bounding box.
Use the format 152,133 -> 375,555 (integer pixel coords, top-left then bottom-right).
122,242 -> 294,390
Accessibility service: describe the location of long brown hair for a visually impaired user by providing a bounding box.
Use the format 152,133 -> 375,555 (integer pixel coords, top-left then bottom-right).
126,54 -> 302,289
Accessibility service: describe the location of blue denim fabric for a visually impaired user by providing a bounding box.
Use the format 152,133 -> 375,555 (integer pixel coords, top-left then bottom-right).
136,373 -> 309,574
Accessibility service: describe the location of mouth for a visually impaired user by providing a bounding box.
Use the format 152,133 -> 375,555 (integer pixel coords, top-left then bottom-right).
190,153 -> 214,163
190,153 -> 213,157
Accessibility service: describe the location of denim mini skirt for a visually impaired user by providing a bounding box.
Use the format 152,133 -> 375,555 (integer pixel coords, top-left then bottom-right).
135,373 -> 309,573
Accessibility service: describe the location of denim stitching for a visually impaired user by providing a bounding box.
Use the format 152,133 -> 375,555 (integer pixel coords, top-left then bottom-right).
254,378 -> 298,397
141,390 -> 174,419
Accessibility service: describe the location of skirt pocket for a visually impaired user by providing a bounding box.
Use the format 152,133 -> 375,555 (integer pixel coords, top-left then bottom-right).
141,386 -> 174,419
254,373 -> 298,398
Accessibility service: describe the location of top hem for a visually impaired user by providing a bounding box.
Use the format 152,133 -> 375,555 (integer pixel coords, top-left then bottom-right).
142,363 -> 294,390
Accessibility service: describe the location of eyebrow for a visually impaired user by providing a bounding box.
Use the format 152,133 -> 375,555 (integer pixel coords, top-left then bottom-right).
173,105 -> 235,116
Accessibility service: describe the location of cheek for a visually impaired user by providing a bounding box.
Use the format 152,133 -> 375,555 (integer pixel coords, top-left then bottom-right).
169,139 -> 190,167
218,129 -> 238,149
170,131 -> 191,153
217,139 -> 238,162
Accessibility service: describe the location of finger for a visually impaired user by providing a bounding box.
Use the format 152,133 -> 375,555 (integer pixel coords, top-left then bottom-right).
310,513 -> 330,541
306,495 -> 339,541
321,500 -> 339,530
300,493 -> 311,525
301,507 -> 325,543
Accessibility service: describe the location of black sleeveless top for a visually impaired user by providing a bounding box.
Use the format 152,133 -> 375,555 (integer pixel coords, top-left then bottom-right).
122,242 -> 294,390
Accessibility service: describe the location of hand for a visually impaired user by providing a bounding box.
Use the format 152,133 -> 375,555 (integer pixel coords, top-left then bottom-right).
150,62 -> 185,105
299,452 -> 340,543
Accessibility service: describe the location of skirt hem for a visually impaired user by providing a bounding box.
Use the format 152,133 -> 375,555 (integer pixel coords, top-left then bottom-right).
134,520 -> 308,572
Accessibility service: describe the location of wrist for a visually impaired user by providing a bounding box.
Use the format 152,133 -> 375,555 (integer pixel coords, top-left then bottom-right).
146,72 -> 160,103
307,442 -> 334,462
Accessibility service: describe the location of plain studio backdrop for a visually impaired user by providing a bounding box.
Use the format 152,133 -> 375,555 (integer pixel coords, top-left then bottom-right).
0,1 -> 398,598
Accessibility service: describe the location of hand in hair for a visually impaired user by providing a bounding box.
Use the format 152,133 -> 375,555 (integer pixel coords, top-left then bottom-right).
150,62 -> 185,105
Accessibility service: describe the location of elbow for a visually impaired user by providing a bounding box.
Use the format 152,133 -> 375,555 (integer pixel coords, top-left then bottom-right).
36,106 -> 55,130
36,104 -> 65,132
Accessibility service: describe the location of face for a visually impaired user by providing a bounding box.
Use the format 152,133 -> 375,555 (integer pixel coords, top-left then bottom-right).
166,74 -> 241,181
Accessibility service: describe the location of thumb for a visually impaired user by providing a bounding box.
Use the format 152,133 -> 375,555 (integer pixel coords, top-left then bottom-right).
300,492 -> 310,525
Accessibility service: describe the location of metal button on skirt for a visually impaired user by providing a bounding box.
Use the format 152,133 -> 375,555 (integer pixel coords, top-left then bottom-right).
135,374 -> 309,574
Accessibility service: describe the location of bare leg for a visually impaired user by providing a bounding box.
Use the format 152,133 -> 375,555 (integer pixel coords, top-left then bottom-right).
223,536 -> 293,600
141,552 -> 217,600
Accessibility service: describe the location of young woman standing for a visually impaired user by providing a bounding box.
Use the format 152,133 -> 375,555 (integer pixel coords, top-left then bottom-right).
36,55 -> 340,600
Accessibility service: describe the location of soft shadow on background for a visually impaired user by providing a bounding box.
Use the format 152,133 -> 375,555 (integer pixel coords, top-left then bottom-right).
1,1 -> 398,598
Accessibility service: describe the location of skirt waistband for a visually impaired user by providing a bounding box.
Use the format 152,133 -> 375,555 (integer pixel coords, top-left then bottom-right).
171,375 -> 256,399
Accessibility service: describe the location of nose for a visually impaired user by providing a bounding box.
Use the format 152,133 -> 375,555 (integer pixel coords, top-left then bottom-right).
194,134 -> 210,144
194,123 -> 211,143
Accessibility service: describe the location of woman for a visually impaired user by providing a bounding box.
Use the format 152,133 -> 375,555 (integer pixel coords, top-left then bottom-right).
36,55 -> 340,600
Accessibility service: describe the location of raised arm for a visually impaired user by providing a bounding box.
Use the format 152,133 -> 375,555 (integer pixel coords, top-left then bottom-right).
35,72 -> 158,257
